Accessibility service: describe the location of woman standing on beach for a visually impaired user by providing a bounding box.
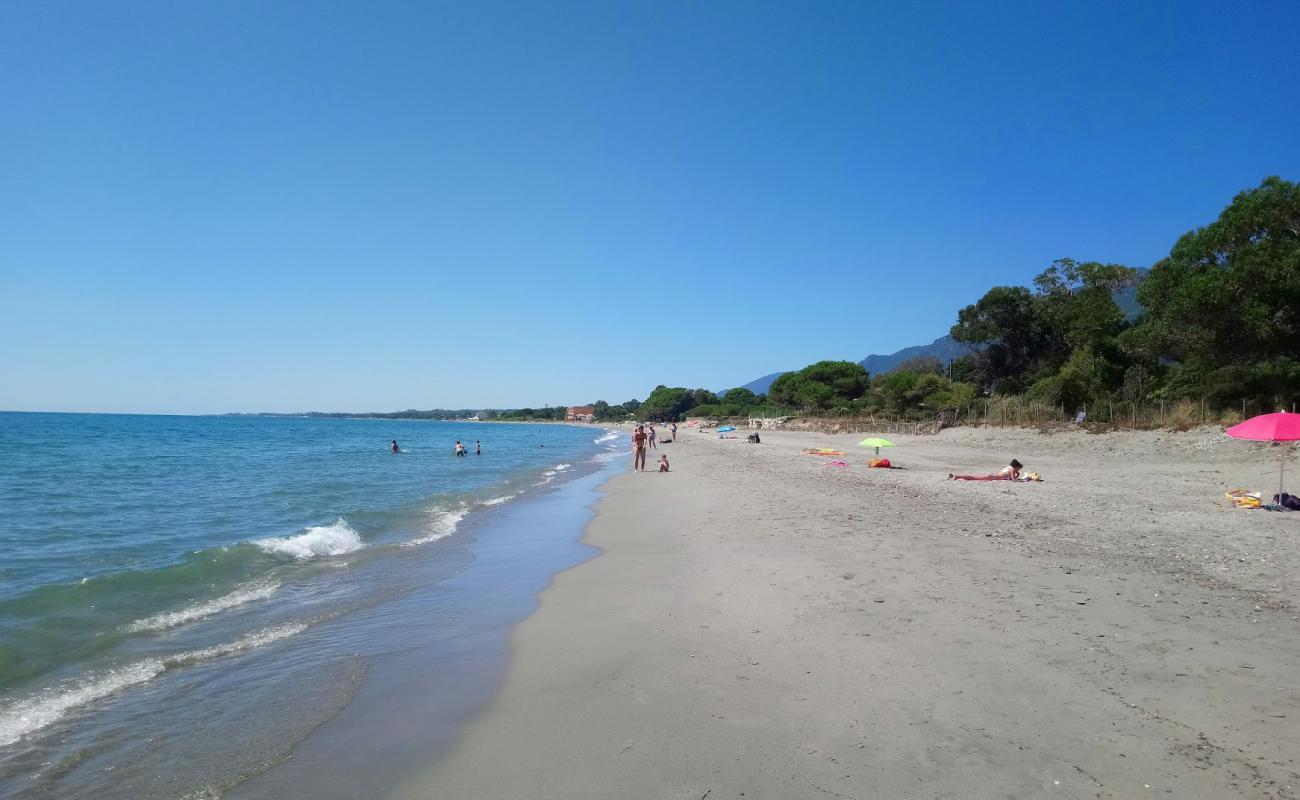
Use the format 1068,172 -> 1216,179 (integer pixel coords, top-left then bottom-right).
948,459 -> 1022,481
632,425 -> 648,471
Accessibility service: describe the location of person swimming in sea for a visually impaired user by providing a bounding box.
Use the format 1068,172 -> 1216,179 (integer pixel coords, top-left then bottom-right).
475,440 -> 481,455
391,439 -> 400,454
454,441 -> 467,457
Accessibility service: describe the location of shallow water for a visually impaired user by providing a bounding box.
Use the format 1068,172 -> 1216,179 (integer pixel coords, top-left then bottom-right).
0,412 -> 623,798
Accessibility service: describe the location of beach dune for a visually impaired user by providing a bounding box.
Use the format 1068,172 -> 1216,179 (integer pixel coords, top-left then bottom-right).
394,427 -> 1300,799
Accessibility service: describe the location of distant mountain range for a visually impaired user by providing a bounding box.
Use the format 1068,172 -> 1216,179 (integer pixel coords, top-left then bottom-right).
730,272 -> 1146,395
730,334 -> 972,396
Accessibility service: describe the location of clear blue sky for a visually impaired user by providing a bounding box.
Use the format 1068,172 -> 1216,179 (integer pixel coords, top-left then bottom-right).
3,1 -> 1298,414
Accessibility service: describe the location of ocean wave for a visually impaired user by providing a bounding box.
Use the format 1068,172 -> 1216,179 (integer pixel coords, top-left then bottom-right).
123,581 -> 280,634
481,494 -> 518,507
0,660 -> 165,747
165,622 -> 308,666
253,519 -> 364,560
0,622 -> 309,748
593,430 -> 620,444
401,504 -> 469,546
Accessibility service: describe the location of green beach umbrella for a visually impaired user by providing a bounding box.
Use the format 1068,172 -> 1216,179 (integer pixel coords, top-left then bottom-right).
857,437 -> 895,456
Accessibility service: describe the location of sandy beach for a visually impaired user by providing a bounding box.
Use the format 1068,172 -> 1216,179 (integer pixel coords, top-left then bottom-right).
392,426 -> 1300,799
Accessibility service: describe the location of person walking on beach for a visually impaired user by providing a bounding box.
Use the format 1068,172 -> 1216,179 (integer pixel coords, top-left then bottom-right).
670,423 -> 677,442
948,459 -> 1021,481
632,425 -> 648,471
647,424 -> 657,450
475,440 -> 481,455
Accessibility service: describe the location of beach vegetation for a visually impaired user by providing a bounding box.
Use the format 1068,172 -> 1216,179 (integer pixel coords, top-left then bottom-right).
682,177 -> 1299,427
768,361 -> 870,410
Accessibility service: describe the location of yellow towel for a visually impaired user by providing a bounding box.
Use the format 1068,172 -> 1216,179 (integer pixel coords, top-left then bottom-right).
1226,489 -> 1261,509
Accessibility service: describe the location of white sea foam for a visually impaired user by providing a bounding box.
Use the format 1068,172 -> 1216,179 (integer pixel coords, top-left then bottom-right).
166,622 -> 308,666
0,660 -> 165,747
123,581 -> 280,633
253,519 -> 364,560
542,463 -> 572,477
402,504 -> 469,546
0,621 -> 307,747
594,430 -> 620,444
481,494 -> 518,507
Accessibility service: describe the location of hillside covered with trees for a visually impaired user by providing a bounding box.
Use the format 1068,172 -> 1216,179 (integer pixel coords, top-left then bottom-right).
589,176 -> 1299,424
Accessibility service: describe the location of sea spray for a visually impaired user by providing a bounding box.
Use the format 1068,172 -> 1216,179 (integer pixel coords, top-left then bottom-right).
253,519 -> 364,560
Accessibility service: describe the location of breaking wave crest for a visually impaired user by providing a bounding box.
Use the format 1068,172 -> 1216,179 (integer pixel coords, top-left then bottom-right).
0,622 -> 308,748
253,519 -> 364,560
402,504 -> 469,546
123,581 -> 280,634
165,622 -> 308,667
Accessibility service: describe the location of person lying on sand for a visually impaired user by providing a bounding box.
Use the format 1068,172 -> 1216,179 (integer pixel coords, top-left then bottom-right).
949,459 -> 1021,481
658,454 -> 670,472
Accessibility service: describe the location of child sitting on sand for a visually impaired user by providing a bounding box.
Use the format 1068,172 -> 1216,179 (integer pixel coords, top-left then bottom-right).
948,459 -> 1021,481
658,454 -> 670,472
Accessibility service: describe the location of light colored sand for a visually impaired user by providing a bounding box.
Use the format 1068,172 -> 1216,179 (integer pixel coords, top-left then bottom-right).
392,426 -> 1300,799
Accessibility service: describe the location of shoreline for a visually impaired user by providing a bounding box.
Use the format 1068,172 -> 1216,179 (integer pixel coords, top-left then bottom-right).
221,439 -> 625,799
393,426 -> 1300,798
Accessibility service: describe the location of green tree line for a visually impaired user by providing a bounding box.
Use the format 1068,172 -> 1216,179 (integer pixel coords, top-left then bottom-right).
950,176 -> 1299,415
593,176 -> 1299,424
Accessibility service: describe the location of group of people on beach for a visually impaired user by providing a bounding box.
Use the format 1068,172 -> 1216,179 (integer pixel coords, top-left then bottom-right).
639,425 -> 1031,483
632,424 -> 669,472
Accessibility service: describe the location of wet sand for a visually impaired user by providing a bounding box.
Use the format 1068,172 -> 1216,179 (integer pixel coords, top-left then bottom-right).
393,426 -> 1300,799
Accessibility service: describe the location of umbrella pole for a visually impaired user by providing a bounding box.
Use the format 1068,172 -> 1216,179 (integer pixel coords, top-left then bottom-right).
1282,443 -> 1288,502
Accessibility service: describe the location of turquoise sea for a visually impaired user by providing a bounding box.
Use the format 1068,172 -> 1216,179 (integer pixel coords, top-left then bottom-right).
0,412 -> 623,798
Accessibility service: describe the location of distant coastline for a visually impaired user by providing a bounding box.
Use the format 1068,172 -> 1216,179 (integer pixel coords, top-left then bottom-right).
223,408 -> 562,422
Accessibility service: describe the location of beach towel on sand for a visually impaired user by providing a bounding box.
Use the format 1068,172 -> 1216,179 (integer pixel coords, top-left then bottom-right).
1226,489 -> 1262,509
804,448 -> 845,456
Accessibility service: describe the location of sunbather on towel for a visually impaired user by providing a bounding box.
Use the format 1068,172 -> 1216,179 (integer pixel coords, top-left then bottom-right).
949,459 -> 1021,481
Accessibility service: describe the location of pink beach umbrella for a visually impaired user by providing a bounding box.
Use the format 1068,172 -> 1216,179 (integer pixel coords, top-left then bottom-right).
1226,411 -> 1300,502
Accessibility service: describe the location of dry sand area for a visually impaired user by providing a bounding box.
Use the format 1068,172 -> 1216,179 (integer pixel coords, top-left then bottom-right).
394,426 -> 1300,799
